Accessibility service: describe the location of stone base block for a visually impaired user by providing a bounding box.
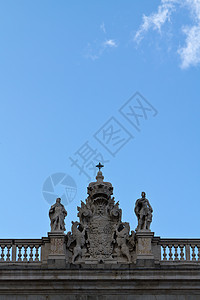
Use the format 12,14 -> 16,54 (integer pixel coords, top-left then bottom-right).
136,231 -> 154,260
48,232 -> 66,261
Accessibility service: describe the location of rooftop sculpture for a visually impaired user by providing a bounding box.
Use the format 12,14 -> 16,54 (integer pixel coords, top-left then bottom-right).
48,163 -> 152,264
135,191 -> 153,231
49,197 -> 67,232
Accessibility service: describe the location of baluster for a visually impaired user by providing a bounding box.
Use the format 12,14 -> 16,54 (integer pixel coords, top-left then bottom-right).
29,245 -> 34,262
0,246 -> 5,261
174,245 -> 179,261
162,245 -> 167,261
12,240 -> 16,262
17,245 -> 22,262
191,245 -> 196,261
6,245 -> 11,262
197,245 -> 200,261
35,245 -> 40,262
23,245 -> 28,262
180,244 -> 184,261
185,244 -> 190,261
168,245 -> 173,261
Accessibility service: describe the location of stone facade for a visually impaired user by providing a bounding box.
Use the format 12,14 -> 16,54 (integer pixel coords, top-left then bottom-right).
0,168 -> 200,299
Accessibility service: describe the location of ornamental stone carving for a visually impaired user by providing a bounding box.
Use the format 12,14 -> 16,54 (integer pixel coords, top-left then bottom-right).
49,198 -> 67,232
50,237 -> 64,255
67,221 -> 86,263
115,222 -> 133,263
134,192 -> 153,231
66,168 -> 136,264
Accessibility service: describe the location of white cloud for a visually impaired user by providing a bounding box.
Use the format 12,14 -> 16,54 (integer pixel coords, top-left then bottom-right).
178,25 -> 200,68
135,0 -> 200,69
103,39 -> 118,47
85,39 -> 118,61
185,0 -> 200,21
134,1 -> 176,43
85,23 -> 118,60
100,22 -> 106,34
178,0 -> 200,68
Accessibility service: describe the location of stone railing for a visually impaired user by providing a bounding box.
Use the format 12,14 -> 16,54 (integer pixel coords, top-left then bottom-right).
0,239 -> 43,262
159,238 -> 200,262
1,236 -> 200,265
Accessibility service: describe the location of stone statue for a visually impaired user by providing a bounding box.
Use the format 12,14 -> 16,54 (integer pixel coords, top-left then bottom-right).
115,222 -> 132,263
70,221 -> 86,263
49,198 -> 67,232
134,192 -> 153,231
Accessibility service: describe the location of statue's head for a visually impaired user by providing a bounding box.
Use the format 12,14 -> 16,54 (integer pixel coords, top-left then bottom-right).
56,198 -> 61,204
72,221 -> 79,225
141,192 -> 146,198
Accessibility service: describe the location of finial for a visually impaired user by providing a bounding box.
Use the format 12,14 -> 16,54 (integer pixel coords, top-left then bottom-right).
96,162 -> 104,172
95,162 -> 104,182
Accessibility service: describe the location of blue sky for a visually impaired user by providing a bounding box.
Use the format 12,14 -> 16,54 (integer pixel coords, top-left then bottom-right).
0,0 -> 199,239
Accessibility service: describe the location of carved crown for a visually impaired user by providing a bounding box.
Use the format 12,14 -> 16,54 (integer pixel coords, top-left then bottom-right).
87,171 -> 113,200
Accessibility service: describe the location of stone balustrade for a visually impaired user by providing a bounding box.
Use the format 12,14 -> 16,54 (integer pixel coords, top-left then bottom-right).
1,236 -> 200,265
159,238 -> 200,262
0,239 -> 43,262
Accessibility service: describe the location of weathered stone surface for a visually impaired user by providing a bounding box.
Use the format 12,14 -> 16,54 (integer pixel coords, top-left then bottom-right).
66,170 -> 135,264
136,231 -> 155,263
0,267 -> 200,298
47,232 -> 66,264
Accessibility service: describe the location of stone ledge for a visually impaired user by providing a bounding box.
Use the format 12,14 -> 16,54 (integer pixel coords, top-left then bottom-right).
1,262 -> 200,270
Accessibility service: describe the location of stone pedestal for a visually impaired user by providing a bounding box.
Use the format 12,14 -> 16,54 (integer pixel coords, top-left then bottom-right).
48,231 -> 66,266
136,231 -> 154,266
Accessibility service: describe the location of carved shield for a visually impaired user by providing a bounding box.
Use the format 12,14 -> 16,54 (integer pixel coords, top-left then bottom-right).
87,216 -> 114,259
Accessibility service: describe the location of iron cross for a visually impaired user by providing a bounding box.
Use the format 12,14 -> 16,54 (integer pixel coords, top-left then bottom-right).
96,162 -> 104,171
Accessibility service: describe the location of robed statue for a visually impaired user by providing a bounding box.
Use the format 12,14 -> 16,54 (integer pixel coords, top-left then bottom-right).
49,198 -> 67,232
